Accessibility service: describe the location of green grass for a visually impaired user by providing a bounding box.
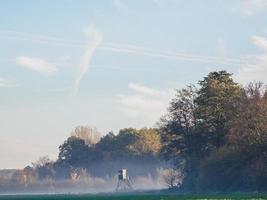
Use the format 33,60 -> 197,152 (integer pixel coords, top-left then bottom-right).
0,193 -> 266,200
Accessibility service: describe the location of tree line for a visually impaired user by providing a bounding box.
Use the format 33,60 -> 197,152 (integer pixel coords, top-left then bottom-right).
1,70 -> 267,193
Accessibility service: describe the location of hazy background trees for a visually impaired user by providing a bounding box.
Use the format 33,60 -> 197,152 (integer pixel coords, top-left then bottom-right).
52,127 -> 167,179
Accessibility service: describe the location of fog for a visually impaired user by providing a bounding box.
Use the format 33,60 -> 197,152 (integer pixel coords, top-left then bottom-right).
0,163 -> 171,194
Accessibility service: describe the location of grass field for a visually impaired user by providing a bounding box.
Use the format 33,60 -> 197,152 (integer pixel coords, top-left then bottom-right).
0,193 -> 266,200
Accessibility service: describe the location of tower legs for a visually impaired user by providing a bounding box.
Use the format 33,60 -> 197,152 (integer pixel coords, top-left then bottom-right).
115,179 -> 133,192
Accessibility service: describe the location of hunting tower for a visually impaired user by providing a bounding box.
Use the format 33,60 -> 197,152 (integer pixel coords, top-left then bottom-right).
115,169 -> 133,192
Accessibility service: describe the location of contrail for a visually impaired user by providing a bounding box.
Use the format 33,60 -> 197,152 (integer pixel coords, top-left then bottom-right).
0,35 -> 85,48
99,45 -> 246,66
73,27 -> 103,96
0,30 -> 252,66
104,42 -> 243,63
0,30 -> 86,46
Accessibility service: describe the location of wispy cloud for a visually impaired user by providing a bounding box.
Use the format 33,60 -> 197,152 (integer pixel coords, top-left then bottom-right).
0,30 -> 86,47
236,35 -> 267,83
117,94 -> 166,118
116,83 -> 172,121
113,0 -> 129,12
228,0 -> 267,17
73,26 -> 103,96
215,38 -> 227,56
0,77 -> 18,88
128,82 -> 163,96
241,0 -> 267,16
251,35 -> 267,49
16,56 -> 58,76
235,55 -> 267,83
47,86 -> 71,93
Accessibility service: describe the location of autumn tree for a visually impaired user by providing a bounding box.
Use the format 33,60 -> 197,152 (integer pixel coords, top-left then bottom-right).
127,128 -> 161,156
227,82 -> 267,147
196,82 -> 267,192
71,125 -> 101,146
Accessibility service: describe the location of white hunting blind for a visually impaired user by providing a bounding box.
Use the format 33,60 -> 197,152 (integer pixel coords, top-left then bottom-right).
118,169 -> 127,180
116,169 -> 133,192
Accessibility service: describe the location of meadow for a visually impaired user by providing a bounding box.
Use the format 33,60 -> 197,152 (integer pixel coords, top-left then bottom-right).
0,193 -> 266,200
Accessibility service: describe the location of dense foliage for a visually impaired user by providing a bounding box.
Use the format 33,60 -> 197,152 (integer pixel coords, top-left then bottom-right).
159,71 -> 267,192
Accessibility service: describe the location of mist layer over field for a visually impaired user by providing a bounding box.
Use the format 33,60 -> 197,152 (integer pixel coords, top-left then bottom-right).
0,192 -> 266,200
0,162 -> 171,194
0,127 -> 173,194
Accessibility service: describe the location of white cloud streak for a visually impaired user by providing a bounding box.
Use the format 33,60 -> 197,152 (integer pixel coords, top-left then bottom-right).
113,0 -> 129,12
16,56 -> 58,76
116,83 -> 172,121
128,82 -> 163,96
241,0 -> 267,16
235,55 -> 267,83
0,77 -> 18,88
117,94 -> 166,118
251,35 -> 267,50
236,35 -> 267,83
73,26 -> 103,96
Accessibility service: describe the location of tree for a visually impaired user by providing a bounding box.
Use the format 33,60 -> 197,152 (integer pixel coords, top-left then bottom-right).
127,128 -> 161,156
92,128 -> 164,177
32,156 -> 55,180
57,136 -> 92,168
197,82 -> 267,192
159,71 -> 241,191
227,82 -> 267,147
32,156 -> 52,169
159,85 -> 201,165
95,132 -> 115,151
23,166 -> 37,185
163,169 -> 184,189
71,125 -> 101,146
194,71 -> 241,149
159,85 -> 201,190
95,129 -> 138,160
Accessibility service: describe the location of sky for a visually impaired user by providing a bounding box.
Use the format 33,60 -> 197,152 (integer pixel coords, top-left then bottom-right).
1,0 -> 267,169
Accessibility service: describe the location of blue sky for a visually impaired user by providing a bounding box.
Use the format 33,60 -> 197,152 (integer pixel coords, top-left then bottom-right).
1,0 -> 267,168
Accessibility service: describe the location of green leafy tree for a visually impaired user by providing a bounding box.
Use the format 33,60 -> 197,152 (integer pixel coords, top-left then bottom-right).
159,71 -> 241,191
159,85 -> 198,162
195,70 -> 241,149
159,85 -> 202,190
57,136 -> 92,168
95,128 -> 138,160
